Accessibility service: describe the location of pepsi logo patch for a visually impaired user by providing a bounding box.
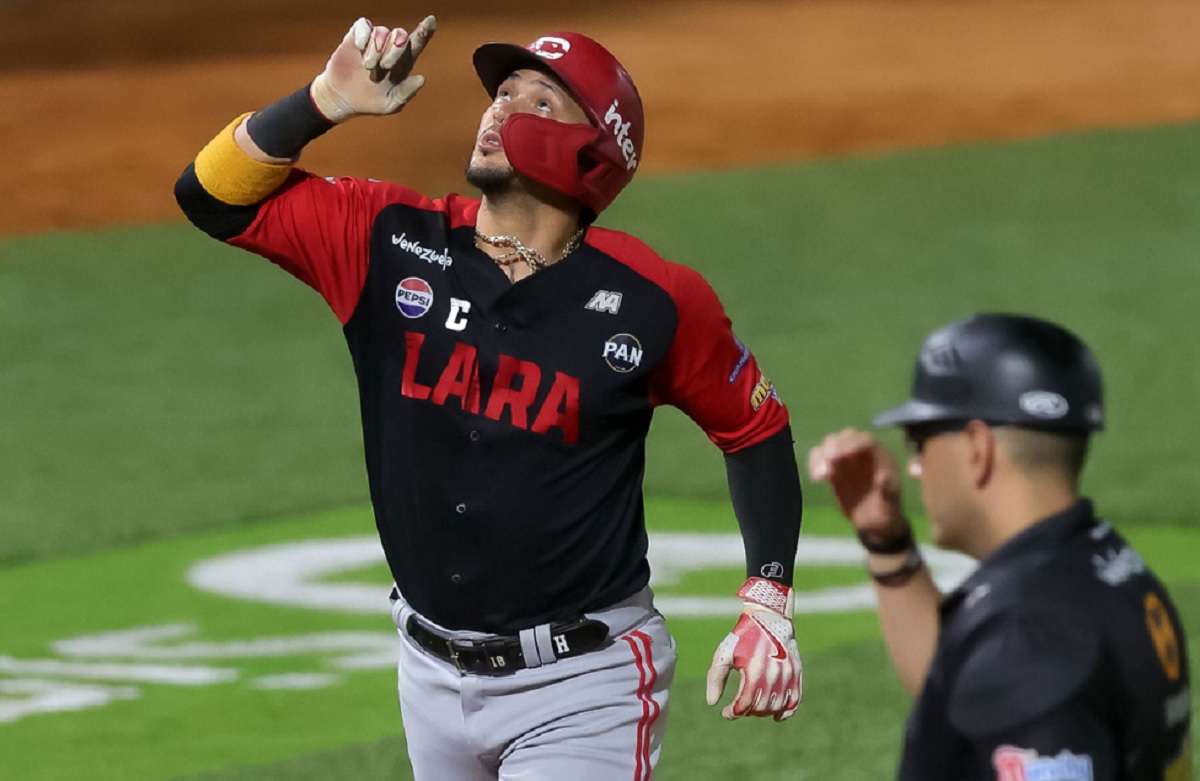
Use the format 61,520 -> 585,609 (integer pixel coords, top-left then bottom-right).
531,36 -> 571,60
395,277 -> 434,319
603,333 -> 643,373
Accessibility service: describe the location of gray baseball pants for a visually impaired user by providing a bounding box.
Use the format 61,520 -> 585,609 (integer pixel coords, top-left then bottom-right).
390,587 -> 677,781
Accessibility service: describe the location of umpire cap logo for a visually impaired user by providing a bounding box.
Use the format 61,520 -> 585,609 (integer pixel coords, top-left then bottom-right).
919,333 -> 960,375
532,36 -> 571,60
1019,391 -> 1069,419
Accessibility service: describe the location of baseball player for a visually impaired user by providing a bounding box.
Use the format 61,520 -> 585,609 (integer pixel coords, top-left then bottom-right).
174,16 -> 804,780
808,313 -> 1192,780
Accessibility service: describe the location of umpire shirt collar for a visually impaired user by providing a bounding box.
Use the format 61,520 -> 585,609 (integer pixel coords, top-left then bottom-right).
944,498 -> 1096,609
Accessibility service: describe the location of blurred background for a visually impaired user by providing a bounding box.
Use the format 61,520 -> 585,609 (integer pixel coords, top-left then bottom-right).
4,0 -> 1200,234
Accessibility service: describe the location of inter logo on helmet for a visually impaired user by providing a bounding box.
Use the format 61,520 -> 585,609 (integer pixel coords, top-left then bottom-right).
532,36 -> 570,60
604,99 -> 639,171
395,277 -> 434,319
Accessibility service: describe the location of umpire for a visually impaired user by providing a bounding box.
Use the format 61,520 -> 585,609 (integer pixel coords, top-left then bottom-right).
808,313 -> 1192,780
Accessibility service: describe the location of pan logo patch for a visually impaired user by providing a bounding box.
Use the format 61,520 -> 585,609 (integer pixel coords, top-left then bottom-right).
395,277 -> 434,319
603,333 -> 643,373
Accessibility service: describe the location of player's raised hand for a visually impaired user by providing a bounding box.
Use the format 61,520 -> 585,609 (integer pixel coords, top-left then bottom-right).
310,15 -> 438,123
705,578 -> 802,722
808,428 -> 908,547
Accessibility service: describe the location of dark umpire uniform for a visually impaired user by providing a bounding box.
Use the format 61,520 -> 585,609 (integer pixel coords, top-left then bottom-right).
865,314 -> 1194,781
901,499 -> 1192,781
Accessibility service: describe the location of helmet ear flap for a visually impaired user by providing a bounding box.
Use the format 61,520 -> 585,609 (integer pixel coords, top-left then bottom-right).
576,136 -> 634,214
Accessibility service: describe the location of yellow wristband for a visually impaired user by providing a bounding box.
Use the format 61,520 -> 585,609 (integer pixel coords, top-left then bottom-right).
194,113 -> 294,206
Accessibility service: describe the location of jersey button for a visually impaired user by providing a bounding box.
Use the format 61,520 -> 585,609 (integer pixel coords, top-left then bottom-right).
455,503 -> 467,514
469,430 -> 481,442
450,573 -> 462,584
494,322 -> 506,333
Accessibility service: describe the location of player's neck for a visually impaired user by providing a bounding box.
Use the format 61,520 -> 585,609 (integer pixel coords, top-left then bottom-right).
476,191 -> 584,268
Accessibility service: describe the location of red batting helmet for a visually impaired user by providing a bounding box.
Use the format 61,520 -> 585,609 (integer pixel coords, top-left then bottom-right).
473,33 -> 644,215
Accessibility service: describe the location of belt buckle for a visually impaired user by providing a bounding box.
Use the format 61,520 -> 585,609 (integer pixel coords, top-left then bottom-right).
444,639 -> 464,672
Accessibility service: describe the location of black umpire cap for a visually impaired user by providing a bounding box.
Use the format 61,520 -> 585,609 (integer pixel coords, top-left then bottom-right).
873,313 -> 1105,432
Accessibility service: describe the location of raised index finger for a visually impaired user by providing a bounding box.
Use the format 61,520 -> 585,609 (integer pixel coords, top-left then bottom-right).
394,15 -> 437,75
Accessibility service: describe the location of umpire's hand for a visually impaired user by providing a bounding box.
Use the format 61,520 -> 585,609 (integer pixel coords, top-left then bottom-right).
808,428 -> 909,546
310,15 -> 437,123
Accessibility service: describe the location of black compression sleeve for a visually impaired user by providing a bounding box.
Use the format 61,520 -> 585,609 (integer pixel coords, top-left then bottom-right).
245,84 -> 335,159
724,425 -> 803,586
173,163 -> 260,241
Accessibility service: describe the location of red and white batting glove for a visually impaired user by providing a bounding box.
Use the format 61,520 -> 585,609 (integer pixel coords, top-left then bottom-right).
705,577 -> 803,721
310,15 -> 437,123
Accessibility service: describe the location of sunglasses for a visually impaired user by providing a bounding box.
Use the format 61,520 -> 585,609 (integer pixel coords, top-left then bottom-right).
903,420 -> 974,454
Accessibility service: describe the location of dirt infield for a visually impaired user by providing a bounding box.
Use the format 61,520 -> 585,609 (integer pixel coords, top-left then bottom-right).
2,0 -> 1200,236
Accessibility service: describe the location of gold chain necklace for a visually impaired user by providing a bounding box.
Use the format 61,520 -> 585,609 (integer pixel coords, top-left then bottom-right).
474,227 -> 585,273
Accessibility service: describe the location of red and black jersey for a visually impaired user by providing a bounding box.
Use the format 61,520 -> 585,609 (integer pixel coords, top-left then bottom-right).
179,168 -> 792,633
900,500 -> 1192,781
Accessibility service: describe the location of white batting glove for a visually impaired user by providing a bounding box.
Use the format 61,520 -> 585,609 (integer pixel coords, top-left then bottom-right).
310,15 -> 437,123
705,577 -> 803,721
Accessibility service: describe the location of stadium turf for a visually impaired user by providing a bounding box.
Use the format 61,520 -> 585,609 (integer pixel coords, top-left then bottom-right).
1,122 -> 1197,778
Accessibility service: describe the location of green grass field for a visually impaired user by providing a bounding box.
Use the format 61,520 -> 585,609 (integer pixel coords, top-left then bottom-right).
2,122 -> 1198,779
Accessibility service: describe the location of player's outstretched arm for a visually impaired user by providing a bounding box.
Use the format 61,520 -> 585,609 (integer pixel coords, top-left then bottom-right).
808,429 -> 941,697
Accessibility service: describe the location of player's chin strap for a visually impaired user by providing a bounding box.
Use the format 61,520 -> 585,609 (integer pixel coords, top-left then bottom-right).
705,577 -> 803,722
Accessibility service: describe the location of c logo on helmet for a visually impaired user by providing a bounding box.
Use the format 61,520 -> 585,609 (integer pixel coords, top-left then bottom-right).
532,36 -> 571,60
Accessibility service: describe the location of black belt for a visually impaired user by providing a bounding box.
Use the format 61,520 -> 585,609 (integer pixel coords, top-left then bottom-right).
405,615 -> 610,676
